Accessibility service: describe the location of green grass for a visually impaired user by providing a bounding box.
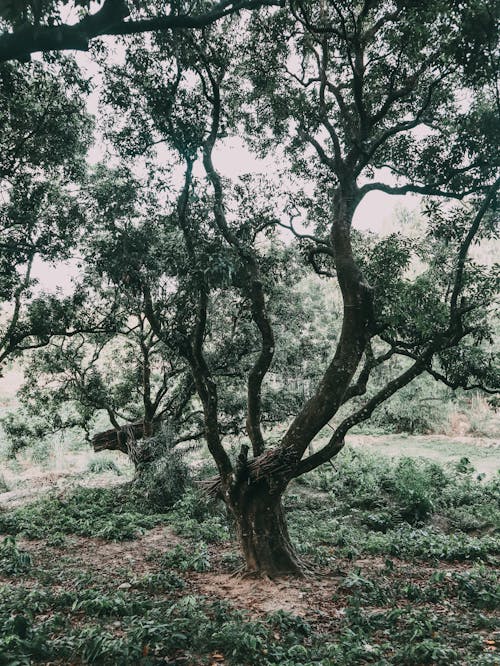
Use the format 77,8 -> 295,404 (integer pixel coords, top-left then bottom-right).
347,434 -> 500,477
0,450 -> 498,665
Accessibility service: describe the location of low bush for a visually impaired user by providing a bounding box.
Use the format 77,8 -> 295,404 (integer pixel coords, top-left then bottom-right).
131,426 -> 191,510
86,456 -> 122,475
0,474 -> 9,493
0,536 -> 32,575
162,543 -> 211,572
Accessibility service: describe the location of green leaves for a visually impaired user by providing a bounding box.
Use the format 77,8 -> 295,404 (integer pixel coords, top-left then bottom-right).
0,58 -> 92,366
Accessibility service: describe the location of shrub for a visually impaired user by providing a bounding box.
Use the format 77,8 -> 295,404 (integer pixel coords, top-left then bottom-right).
162,543 -> 211,572
0,536 -> 32,575
86,456 -> 122,475
132,426 -> 191,510
392,458 -> 439,524
369,380 -> 450,434
0,474 -> 9,493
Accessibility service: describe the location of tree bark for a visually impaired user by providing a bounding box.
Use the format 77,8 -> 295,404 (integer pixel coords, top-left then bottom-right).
92,419 -> 160,455
228,480 -> 303,577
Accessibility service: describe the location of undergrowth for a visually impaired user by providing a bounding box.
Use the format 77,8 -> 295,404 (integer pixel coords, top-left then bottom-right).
0,486 -> 169,541
0,449 -> 498,664
0,572 -> 497,665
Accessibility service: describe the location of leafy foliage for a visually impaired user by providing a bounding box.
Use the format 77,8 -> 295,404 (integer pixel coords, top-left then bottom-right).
0,486 -> 169,541
131,426 -> 192,510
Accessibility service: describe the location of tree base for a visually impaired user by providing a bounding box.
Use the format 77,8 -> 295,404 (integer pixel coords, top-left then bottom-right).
230,482 -> 303,578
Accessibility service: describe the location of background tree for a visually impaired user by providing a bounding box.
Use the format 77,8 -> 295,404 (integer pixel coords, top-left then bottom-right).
0,58 -> 96,373
5,159 -> 331,464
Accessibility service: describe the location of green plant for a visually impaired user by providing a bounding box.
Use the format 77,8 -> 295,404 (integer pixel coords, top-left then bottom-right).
0,474 -> 9,493
0,486 -> 169,541
86,456 -> 122,475
131,427 -> 191,510
0,536 -> 32,575
162,543 -> 211,572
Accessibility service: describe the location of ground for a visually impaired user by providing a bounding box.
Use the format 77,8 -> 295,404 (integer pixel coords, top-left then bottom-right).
0,367 -> 499,664
0,434 -> 498,665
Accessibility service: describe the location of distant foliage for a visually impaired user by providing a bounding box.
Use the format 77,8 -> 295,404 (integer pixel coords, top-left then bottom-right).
131,426 -> 191,510
295,448 -> 500,539
86,456 -> 122,476
369,379 -> 452,434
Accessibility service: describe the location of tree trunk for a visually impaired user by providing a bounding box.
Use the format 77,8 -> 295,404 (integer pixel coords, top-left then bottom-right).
229,481 -> 303,577
92,419 -> 161,454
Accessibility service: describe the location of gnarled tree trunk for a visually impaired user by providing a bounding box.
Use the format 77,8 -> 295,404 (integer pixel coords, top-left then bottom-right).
228,478 -> 302,577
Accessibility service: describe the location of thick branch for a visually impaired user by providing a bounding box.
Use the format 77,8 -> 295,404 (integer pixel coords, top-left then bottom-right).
0,0 -> 281,62
296,356 -> 427,475
201,64 -> 274,457
280,186 -> 374,457
358,181 -> 480,200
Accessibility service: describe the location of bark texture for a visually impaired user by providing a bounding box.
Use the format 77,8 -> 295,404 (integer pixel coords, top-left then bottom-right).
92,420 -> 159,453
229,481 -> 302,577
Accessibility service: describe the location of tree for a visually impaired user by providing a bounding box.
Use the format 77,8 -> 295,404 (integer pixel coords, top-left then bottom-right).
0,58 -> 97,372
2,162 -> 198,459
6,161 -> 323,465
5,1 -> 497,577
91,3 -> 499,576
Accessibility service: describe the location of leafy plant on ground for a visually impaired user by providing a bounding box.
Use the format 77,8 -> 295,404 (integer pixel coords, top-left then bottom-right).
0,536 -> 32,575
0,474 -> 9,493
0,486 -> 169,541
131,427 -> 192,511
86,456 -> 122,476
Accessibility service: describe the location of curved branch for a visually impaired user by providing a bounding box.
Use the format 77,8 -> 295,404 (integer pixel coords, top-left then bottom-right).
449,177 -> 500,318
341,343 -> 395,404
0,0 -> 282,62
358,181 -> 480,200
296,356 -> 427,475
201,62 -> 274,457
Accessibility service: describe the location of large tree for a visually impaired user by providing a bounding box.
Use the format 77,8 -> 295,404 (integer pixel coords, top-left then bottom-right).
5,1 -> 498,577
212,3 -> 498,575
91,2 -> 500,576
225,0 -> 499,574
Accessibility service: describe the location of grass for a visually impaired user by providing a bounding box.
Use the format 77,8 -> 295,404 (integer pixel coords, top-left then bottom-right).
0,448 -> 498,664
337,433 -> 499,478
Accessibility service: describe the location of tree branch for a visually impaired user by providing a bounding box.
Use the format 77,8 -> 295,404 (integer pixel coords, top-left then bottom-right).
0,0 -> 282,62
449,177 -> 500,318
296,356 -> 428,475
200,60 -> 275,457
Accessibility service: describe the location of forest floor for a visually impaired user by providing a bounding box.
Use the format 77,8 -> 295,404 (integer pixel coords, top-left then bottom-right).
0,437 -> 499,665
